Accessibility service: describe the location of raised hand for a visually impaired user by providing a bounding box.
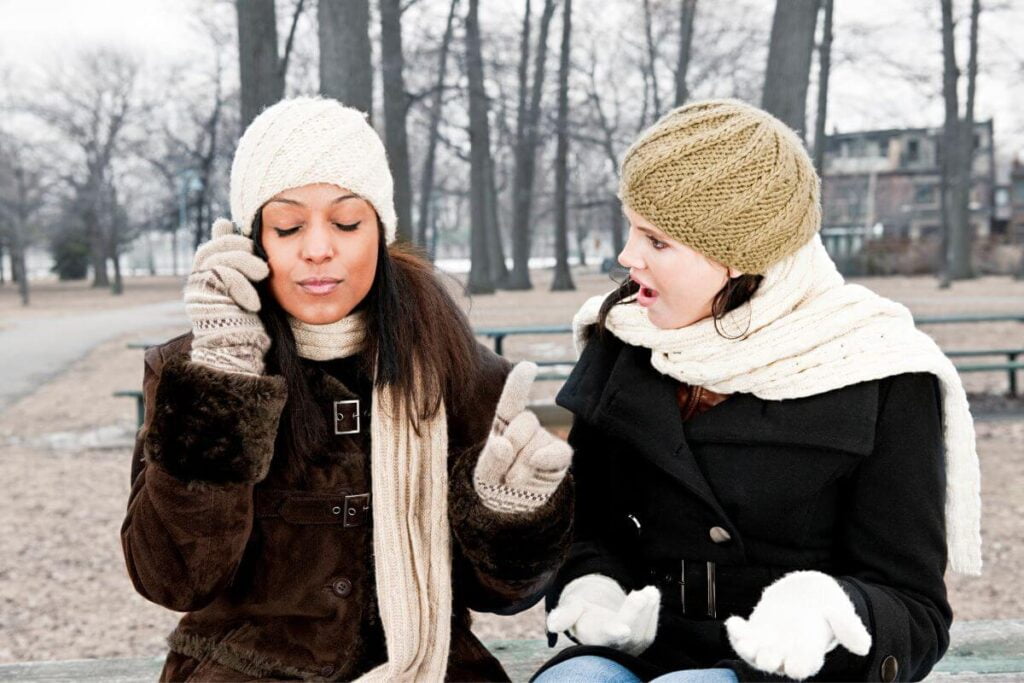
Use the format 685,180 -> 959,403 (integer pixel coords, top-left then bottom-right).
185,218 -> 272,376
473,361 -> 572,514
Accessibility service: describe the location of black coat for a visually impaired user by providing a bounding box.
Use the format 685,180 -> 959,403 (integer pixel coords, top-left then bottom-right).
541,333 -> 951,682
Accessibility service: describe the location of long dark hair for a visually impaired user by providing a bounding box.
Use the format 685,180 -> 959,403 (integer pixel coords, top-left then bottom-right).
591,270 -> 764,342
252,213 -> 478,465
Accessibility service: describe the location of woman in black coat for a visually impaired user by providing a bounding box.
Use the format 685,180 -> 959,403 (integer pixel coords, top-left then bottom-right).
534,100 -> 980,683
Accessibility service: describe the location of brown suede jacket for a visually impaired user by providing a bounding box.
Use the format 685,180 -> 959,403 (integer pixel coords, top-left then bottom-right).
121,334 -> 573,681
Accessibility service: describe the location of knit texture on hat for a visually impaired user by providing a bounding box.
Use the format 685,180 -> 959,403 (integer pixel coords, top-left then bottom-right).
620,99 -> 820,275
230,96 -> 398,243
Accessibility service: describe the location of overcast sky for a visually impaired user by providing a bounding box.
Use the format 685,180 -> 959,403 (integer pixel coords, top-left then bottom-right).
2,0 -> 1022,177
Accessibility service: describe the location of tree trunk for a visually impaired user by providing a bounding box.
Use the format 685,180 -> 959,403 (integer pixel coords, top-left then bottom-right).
465,0 -> 494,294
485,153 -> 509,286
674,0 -> 697,107
812,0 -> 833,177
379,0 -> 414,242
609,198 -> 624,261
950,0 -> 980,280
319,0 -> 373,116
508,0 -> 557,290
939,0 -> 964,285
86,194 -> 109,288
417,0 -> 459,249
12,168 -> 29,305
237,0 -> 283,128
642,0 -> 662,119
762,0 -> 819,139
551,0 -> 574,291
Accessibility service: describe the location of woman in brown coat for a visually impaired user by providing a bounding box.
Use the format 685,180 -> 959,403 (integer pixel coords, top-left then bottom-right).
121,96 -> 573,682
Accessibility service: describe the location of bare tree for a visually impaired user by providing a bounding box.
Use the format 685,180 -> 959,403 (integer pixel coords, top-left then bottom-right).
674,0 -> 698,106
465,0 -> 494,293
416,0 -> 459,250
762,0 -> 818,138
551,0 -> 575,291
812,0 -> 833,176
237,0 -> 305,127
380,0 -> 414,242
939,0 -> 978,283
319,0 -> 373,116
0,134 -> 48,306
642,0 -> 663,119
508,0 -> 558,290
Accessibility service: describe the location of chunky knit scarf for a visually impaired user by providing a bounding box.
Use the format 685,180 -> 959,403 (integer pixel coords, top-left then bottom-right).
574,234 -> 981,576
290,313 -> 452,681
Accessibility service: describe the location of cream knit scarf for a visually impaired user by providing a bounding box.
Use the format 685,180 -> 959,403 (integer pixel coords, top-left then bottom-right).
574,234 -> 982,576
289,312 -> 452,682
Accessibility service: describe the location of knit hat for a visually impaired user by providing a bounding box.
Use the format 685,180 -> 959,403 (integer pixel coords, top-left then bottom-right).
229,96 -> 397,243
619,99 -> 820,275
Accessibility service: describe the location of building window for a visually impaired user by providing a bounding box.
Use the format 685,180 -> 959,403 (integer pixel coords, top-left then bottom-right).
906,139 -> 920,163
915,184 -> 937,206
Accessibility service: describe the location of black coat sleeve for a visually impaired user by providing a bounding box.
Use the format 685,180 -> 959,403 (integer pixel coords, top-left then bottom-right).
828,372 -> 953,682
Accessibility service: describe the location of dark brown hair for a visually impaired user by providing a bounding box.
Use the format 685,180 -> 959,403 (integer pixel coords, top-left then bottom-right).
251,213 -> 478,466
591,270 -> 764,341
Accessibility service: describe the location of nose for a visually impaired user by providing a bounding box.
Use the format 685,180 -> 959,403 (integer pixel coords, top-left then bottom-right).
300,221 -> 334,265
618,228 -> 644,270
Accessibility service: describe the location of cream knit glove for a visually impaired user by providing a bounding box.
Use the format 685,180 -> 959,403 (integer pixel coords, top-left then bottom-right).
185,218 -> 271,376
725,571 -> 872,680
473,361 -> 572,514
547,574 -> 661,655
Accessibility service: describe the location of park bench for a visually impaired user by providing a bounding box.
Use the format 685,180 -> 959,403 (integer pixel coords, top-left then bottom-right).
115,313 -> 1024,428
1,620 -> 1022,681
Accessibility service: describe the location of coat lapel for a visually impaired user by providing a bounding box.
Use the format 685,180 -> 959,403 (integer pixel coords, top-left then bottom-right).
559,337 -> 730,519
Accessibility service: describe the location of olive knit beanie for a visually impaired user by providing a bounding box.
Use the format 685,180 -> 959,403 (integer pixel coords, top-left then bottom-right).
619,99 -> 821,275
229,96 -> 397,243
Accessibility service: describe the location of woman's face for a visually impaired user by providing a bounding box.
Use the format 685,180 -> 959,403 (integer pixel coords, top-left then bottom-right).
259,183 -> 380,325
618,206 -> 743,330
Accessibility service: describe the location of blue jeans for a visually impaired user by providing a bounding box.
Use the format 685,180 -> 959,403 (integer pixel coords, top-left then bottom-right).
534,655 -> 739,683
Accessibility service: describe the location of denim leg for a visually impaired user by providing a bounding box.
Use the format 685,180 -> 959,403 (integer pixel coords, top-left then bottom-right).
533,655 -> 644,683
649,668 -> 739,683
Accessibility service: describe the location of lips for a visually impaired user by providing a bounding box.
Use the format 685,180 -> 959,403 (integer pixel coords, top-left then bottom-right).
298,277 -> 341,295
631,275 -> 659,307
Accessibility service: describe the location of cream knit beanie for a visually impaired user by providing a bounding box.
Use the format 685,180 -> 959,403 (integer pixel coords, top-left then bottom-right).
619,99 -> 820,275
230,96 -> 397,243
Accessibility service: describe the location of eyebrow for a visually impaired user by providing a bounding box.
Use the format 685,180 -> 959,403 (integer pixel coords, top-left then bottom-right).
635,225 -> 669,240
266,194 -> 358,207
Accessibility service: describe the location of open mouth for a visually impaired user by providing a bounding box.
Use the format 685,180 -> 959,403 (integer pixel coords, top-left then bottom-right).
637,285 -> 659,306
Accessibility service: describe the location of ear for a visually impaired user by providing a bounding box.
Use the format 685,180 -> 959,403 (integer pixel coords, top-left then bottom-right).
727,266 -> 744,279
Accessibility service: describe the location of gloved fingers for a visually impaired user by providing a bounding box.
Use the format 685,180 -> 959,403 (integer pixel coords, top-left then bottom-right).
783,648 -> 826,681
193,235 -> 254,269
574,610 -> 631,648
201,250 -> 270,283
631,586 -> 661,645
753,643 -> 785,677
475,434 -> 516,485
614,589 -> 655,630
504,437 -> 568,488
826,607 -> 872,656
725,616 -> 756,661
501,410 -> 541,453
212,266 -> 263,313
493,362 -> 538,426
211,218 -> 237,240
546,601 -> 584,634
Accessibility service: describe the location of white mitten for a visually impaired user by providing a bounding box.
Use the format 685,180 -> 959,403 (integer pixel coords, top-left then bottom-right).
474,362 -> 572,513
725,571 -> 872,680
185,218 -> 271,376
546,573 -> 661,656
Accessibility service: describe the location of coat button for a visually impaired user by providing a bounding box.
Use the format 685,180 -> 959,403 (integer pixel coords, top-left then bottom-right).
331,578 -> 352,597
880,655 -> 898,682
709,526 -> 732,544
320,664 -> 335,677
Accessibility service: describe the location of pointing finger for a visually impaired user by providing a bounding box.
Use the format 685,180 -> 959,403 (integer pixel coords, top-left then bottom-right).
494,361 -> 538,426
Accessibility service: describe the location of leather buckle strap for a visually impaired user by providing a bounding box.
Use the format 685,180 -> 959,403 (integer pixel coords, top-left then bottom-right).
651,560 -> 717,619
255,489 -> 372,526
